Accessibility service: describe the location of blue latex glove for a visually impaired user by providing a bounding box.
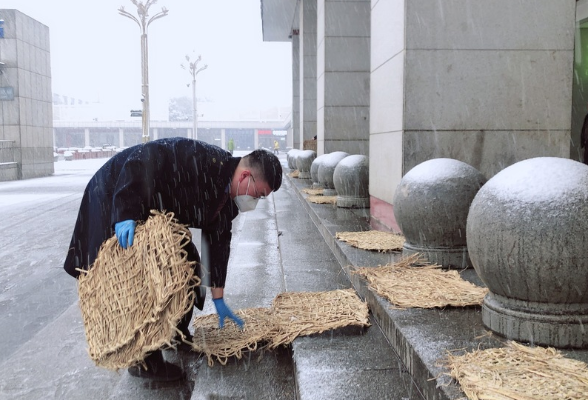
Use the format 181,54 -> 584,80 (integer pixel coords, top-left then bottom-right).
114,220 -> 136,249
213,298 -> 244,329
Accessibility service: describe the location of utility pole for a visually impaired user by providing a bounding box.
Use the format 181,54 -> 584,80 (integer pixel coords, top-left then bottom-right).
182,54 -> 207,140
119,0 -> 168,143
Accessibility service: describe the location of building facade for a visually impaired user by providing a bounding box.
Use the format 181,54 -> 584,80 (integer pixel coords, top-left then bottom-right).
262,0 -> 578,232
0,9 -> 53,181
52,120 -> 290,153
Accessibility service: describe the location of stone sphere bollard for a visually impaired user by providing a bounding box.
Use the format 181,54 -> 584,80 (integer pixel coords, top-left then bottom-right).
287,149 -> 302,170
318,151 -> 349,196
295,150 -> 316,179
467,157 -> 588,348
333,155 -> 369,208
310,154 -> 329,188
393,158 -> 486,268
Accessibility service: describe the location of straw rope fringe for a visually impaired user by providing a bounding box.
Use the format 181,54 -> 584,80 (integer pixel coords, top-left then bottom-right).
192,289 -> 370,366
289,170 -> 300,178
446,341 -> 588,399
354,254 -> 488,309
336,230 -> 405,252
301,188 -> 324,196
307,195 -> 337,204
192,308 -> 276,367
78,210 -> 199,371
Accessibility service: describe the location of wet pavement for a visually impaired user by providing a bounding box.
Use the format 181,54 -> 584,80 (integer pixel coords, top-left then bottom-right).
0,153 -> 419,400
9,151 -> 586,399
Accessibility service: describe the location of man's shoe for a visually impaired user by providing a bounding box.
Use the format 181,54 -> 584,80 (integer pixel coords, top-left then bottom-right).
127,350 -> 185,381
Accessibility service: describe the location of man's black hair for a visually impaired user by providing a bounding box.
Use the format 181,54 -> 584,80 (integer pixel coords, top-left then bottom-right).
243,149 -> 283,192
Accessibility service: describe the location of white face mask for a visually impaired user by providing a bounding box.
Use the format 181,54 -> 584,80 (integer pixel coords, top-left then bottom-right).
234,177 -> 259,212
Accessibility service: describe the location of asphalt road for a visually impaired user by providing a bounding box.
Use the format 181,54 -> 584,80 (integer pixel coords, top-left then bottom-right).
0,156 -> 297,400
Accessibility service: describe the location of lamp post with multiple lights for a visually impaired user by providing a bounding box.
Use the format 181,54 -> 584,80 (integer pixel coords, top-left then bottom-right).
119,0 -> 168,142
181,54 -> 207,140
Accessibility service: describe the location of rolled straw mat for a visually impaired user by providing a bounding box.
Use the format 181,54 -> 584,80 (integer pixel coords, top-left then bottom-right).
336,230 -> 405,252
307,195 -> 337,204
192,289 -> 370,366
289,170 -> 300,178
77,210 -> 199,370
354,254 -> 488,309
446,341 -> 588,399
301,188 -> 324,196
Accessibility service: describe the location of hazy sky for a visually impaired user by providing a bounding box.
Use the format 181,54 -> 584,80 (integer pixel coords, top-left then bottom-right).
2,0 -> 293,120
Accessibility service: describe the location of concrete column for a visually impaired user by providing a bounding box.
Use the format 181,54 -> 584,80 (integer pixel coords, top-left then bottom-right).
287,127 -> 294,149
254,129 -> 259,149
118,128 -> 124,148
369,0 -> 408,232
317,0 -> 370,156
400,1 -> 574,178
84,128 -> 90,147
292,30 -> 301,151
368,0 -> 574,233
152,128 -> 158,141
221,128 -> 226,150
299,0 -> 317,150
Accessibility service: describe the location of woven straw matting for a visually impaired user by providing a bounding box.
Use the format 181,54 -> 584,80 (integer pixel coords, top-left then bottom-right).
289,170 -> 300,178
307,195 -> 337,204
301,188 -> 324,196
192,308 -> 276,367
192,289 -> 370,366
268,289 -> 370,349
354,254 -> 488,309
336,230 -> 405,252
446,341 -> 588,399
77,210 -> 199,370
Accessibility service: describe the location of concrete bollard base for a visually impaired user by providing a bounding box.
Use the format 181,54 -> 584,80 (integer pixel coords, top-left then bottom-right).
402,242 -> 472,269
336,195 -> 369,209
482,293 -> 588,348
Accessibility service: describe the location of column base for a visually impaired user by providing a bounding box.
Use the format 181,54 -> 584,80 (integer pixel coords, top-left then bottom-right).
402,243 -> 472,269
336,196 -> 369,208
482,293 -> 588,349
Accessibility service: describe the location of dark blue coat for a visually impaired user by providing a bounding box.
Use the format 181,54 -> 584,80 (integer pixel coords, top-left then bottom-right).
64,138 -> 240,301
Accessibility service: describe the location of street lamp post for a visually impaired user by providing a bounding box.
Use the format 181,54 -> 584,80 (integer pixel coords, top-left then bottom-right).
181,54 -> 207,140
119,0 -> 168,143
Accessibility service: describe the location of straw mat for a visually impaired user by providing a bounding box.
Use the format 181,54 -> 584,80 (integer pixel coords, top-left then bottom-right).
192,308 -> 276,367
307,195 -> 337,204
192,289 -> 370,366
301,188 -> 324,196
336,230 -> 405,252
446,341 -> 588,399
268,289 -> 370,348
354,254 -> 488,309
77,210 -> 199,370
289,170 -> 300,178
